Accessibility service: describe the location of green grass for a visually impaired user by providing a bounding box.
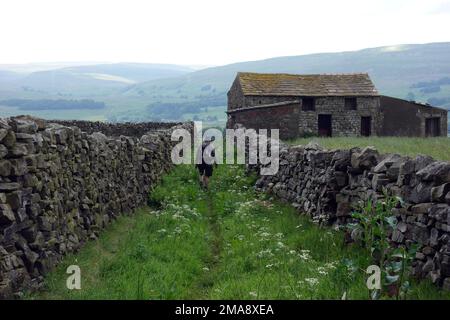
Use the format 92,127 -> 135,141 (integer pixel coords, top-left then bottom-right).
27,164 -> 450,300
288,137 -> 450,162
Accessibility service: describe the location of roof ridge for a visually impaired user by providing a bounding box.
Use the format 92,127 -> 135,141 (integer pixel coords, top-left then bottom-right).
237,72 -> 370,76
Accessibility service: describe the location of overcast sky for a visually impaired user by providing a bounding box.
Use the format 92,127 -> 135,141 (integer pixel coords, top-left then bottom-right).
1,0 -> 450,66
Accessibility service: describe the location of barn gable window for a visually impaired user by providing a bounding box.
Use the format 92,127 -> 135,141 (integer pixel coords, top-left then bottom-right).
345,97 -> 357,110
302,97 -> 315,111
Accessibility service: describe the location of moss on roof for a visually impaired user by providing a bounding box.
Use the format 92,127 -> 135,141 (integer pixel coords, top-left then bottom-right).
237,72 -> 379,96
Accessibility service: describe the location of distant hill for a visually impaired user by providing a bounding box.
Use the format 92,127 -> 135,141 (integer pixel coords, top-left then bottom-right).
0,98 -> 106,111
0,61 -> 105,73
126,42 -> 450,106
0,63 -> 195,97
62,63 -> 195,83
0,70 -> 24,83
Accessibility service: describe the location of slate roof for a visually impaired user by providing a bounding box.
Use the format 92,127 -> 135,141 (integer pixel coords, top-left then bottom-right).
236,72 -> 379,96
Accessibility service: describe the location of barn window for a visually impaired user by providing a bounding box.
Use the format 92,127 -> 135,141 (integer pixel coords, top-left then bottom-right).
302,98 -> 315,111
345,97 -> 357,110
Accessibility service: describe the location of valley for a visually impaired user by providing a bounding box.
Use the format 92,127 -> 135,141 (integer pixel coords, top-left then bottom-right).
0,42 -> 450,132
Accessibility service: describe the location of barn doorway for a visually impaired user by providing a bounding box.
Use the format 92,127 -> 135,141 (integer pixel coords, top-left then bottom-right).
425,118 -> 441,137
318,114 -> 332,137
361,116 -> 372,136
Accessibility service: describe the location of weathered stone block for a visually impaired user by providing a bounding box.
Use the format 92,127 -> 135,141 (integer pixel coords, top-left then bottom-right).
0,182 -> 21,192
372,173 -> 390,191
409,183 -> 433,203
351,146 -> 379,170
397,221 -> 408,233
2,131 -> 16,148
417,161 -> 450,184
12,118 -> 39,134
392,229 -> 405,243
431,183 -> 450,202
9,158 -> 27,176
0,204 -> 15,224
0,129 -> 8,142
0,159 -> 11,176
0,144 -> 7,159
9,143 -> 29,157
6,191 -> 22,210
373,154 -> 402,173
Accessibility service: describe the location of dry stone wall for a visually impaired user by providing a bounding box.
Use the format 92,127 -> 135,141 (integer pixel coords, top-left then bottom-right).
252,141 -> 450,290
0,116 -> 191,299
51,120 -> 182,137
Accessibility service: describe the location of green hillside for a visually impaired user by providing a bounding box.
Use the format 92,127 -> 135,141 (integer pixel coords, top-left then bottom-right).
0,42 -> 450,126
96,42 -> 450,124
125,42 -> 450,108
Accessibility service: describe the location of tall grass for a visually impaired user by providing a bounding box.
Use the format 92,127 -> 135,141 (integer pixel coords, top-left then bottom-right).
288,137 -> 450,161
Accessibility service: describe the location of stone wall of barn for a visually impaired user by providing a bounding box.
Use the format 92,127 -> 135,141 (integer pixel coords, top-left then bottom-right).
227,96 -> 382,138
297,96 -> 382,137
227,78 -> 246,111
251,141 -> 450,290
244,95 -> 299,108
0,116 -> 192,299
226,78 -> 299,112
227,103 -> 301,139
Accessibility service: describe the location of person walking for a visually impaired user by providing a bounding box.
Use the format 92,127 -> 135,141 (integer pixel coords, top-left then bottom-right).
196,136 -> 216,189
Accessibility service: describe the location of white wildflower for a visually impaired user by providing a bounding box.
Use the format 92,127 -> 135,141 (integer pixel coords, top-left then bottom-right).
298,249 -> 311,261
317,267 -> 328,276
305,278 -> 319,287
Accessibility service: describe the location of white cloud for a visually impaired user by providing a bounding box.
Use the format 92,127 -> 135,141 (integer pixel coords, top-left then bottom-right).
0,0 -> 449,65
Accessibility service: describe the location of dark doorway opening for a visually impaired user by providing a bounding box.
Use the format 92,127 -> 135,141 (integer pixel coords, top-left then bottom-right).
425,118 -> 441,137
361,116 -> 372,136
318,114 -> 332,137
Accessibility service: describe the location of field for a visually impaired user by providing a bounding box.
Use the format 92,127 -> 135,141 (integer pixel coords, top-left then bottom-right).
288,137 -> 450,162
27,164 -> 450,300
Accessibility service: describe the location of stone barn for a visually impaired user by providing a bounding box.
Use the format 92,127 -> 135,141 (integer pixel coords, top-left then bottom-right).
226,72 -> 448,139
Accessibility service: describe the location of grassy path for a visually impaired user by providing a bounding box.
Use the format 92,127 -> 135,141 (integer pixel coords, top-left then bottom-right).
187,190 -> 223,298
28,164 -> 450,300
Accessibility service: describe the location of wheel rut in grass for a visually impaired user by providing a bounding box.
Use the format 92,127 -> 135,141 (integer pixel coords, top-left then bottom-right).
188,188 -> 223,298
207,190 -> 223,267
